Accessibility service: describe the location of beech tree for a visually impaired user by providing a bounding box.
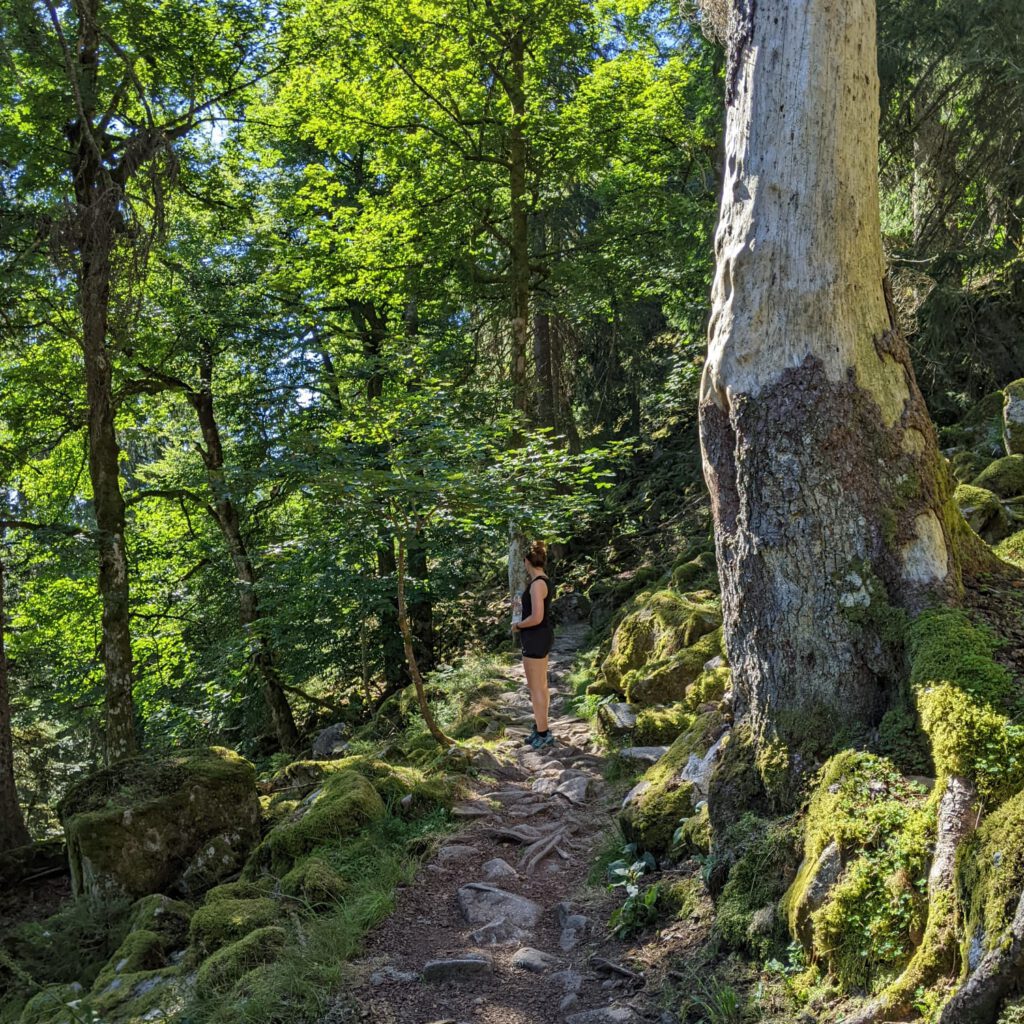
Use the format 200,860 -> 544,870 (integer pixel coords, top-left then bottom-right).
698,0 -> 978,775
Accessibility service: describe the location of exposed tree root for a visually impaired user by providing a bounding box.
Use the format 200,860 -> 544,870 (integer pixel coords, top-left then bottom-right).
937,887 -> 1024,1024
846,774 -> 977,1024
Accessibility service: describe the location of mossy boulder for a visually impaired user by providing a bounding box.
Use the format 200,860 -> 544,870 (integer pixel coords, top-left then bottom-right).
1004,379 -> 1024,455
17,986 -> 84,1024
954,483 -> 1010,542
619,709 -> 727,856
194,926 -> 288,994
246,769 -> 386,876
782,751 -> 932,992
633,704 -> 694,746
59,747 -> 260,900
950,450 -> 991,483
973,454 -> 1024,498
623,630 -> 722,706
189,897 -> 280,956
996,528 -> 1024,570
600,589 -> 721,702
280,856 -> 348,907
90,966 -> 184,1021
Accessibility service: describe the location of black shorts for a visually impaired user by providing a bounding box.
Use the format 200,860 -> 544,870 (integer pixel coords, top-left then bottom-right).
520,626 -> 553,659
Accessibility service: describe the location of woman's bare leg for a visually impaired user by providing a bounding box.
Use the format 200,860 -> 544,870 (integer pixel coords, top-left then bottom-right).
523,656 -> 550,731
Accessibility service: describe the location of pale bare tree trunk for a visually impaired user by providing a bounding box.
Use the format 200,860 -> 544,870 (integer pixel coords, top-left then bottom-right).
699,0 -> 964,773
507,30 -> 531,418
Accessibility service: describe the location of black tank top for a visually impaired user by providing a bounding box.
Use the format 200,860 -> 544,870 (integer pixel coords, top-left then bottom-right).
520,574 -> 553,629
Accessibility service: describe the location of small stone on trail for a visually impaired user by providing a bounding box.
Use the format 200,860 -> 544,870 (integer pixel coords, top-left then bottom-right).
555,776 -> 590,804
437,844 -> 478,865
511,946 -> 561,973
370,966 -> 417,985
551,968 -> 583,993
457,883 -> 542,928
469,915 -> 528,945
452,801 -> 492,819
597,702 -> 637,736
617,746 -> 668,766
481,857 -> 517,879
565,1008 -> 639,1024
421,955 -> 493,983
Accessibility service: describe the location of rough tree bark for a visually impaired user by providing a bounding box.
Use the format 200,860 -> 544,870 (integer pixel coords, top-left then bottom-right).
186,352 -> 300,752
0,526 -> 31,852
69,0 -> 138,763
699,0 -> 964,769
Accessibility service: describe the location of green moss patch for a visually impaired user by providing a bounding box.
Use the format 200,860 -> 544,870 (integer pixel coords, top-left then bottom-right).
954,483 -> 1009,540
189,898 -> 281,957
619,709 -> 726,856
783,752 -> 933,993
973,454 -> 1024,498
623,630 -> 722,706
195,926 -> 289,994
633,704 -> 695,746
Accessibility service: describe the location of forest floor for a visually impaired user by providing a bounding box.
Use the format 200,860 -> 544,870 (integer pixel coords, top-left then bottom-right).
324,623 -> 704,1024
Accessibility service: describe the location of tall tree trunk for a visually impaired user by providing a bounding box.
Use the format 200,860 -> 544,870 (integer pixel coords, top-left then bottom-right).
70,0 -> 137,764
395,536 -> 450,749
187,357 -> 299,752
533,309 -> 556,429
699,0 -> 963,773
0,526 -> 31,852
507,29 -> 531,418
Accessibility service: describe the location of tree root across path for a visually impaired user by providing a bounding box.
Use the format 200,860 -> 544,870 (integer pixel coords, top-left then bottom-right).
846,774 -> 977,1024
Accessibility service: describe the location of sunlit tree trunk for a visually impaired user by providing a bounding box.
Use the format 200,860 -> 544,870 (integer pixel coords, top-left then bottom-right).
69,0 -> 137,763
699,0 -> 964,771
507,29 -> 531,418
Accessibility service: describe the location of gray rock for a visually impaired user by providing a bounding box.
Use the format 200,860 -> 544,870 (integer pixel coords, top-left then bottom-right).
511,946 -> 560,973
598,703 -> 637,737
421,955 -> 493,983
457,884 -> 542,928
620,780 -> 650,810
560,994 -> 580,1012
532,777 -> 560,796
617,747 -> 668,767
551,968 -> 583,993
482,857 -> 517,880
678,729 -> 730,801
565,1008 -> 639,1024
469,916 -> 528,946
556,776 -> 590,805
311,723 -> 350,760
437,844 -> 478,865
1005,379 -> 1024,454
790,840 -> 843,947
451,801 -> 492,819
703,654 -> 725,673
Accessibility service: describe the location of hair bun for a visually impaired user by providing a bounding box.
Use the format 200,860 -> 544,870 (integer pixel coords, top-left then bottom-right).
525,540 -> 547,568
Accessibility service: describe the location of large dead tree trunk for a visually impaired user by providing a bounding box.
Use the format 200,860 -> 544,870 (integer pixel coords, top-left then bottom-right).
0,526 -> 31,852
70,0 -> 137,763
186,356 -> 299,752
699,0 -> 964,772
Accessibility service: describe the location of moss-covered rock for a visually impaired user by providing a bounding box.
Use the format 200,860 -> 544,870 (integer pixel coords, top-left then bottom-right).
90,966 -> 184,1021
998,996 -> 1024,1024
954,483 -> 1010,542
246,769 -> 386,876
996,528 -> 1024,570
619,709 -> 727,856
715,814 -> 800,955
600,589 -> 721,702
633,704 -> 694,746
280,856 -> 348,907
950,450 -> 992,483
782,751 -> 932,992
973,454 -> 1024,498
194,926 -> 288,994
623,630 -> 722,706
686,666 -> 731,707
189,897 -> 281,956
17,986 -> 83,1024
59,747 -> 260,900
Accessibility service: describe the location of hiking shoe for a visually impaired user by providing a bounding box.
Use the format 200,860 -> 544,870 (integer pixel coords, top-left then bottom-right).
530,731 -> 555,751
522,724 -> 539,745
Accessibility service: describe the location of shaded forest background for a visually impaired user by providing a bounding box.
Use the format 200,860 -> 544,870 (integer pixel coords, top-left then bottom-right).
0,0 -> 1021,838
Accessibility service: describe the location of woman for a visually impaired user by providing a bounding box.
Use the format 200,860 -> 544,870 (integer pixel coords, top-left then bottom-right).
512,540 -> 555,750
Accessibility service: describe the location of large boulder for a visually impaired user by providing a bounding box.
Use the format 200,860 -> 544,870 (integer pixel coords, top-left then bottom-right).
973,454 -> 1024,498
59,747 -> 260,900
597,588 -> 723,707
954,483 -> 1010,543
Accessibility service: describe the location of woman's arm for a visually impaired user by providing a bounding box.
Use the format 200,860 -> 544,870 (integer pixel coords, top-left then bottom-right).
516,579 -> 548,629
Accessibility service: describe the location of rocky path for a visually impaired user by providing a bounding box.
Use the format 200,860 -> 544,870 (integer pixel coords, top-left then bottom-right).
338,623 -> 651,1024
